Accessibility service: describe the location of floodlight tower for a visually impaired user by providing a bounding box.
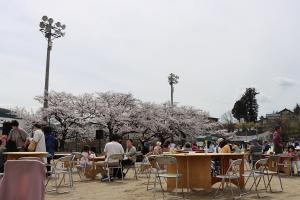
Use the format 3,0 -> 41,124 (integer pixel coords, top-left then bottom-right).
168,73 -> 179,106
39,16 -> 66,109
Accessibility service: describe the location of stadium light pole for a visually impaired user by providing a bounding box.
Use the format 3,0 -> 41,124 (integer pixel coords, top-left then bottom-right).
39,16 -> 66,110
168,73 -> 179,106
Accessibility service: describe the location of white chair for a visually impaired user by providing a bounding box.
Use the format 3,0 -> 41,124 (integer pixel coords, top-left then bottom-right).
214,159 -> 243,199
242,158 -> 269,198
106,154 -> 124,182
70,152 -> 85,180
264,155 -> 283,192
46,155 -> 74,193
154,155 -> 184,198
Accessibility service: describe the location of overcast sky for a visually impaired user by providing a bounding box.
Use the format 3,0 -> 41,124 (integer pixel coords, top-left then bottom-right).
1,0 -> 300,118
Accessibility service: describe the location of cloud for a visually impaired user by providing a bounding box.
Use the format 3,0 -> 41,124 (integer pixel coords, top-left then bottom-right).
275,77 -> 298,88
257,93 -> 271,103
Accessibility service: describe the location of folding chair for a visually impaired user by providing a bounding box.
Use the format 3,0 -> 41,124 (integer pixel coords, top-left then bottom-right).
155,155 -> 184,198
242,158 -> 269,198
146,155 -> 162,191
46,155 -> 74,193
106,154 -> 124,182
214,159 -> 243,199
123,160 -> 138,180
70,152 -> 86,180
264,155 -> 283,192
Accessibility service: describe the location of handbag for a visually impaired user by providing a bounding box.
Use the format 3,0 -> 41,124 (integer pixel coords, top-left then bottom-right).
27,141 -> 37,152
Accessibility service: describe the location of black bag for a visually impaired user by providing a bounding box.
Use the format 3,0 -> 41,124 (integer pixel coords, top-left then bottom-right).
6,140 -> 18,152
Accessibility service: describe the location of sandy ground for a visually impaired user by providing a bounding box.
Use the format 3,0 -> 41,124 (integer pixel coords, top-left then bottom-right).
46,171 -> 300,200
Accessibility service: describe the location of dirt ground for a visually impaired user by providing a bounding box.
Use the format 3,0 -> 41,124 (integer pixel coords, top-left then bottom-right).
45,171 -> 300,200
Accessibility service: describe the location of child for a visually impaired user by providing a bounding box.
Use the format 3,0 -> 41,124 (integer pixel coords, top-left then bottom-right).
286,145 -> 300,175
80,145 -> 93,168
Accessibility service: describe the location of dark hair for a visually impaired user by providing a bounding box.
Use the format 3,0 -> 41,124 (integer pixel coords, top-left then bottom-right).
110,134 -> 119,142
127,139 -> 133,144
288,145 -> 295,152
91,147 -> 97,153
32,123 -> 42,129
163,140 -> 170,148
83,145 -> 90,152
43,126 -> 51,135
275,126 -> 281,131
11,120 -> 19,127
219,140 -> 228,148
184,142 -> 191,148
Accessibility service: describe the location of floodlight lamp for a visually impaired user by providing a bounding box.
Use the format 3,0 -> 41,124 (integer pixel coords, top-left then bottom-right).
55,22 -> 61,27
42,15 -> 48,21
39,22 -> 45,28
48,18 -> 54,24
61,24 -> 66,29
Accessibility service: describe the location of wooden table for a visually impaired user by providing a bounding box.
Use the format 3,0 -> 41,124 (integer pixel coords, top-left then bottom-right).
166,153 -> 245,192
84,156 -> 106,179
3,152 -> 48,160
54,152 -> 72,158
261,154 -> 293,176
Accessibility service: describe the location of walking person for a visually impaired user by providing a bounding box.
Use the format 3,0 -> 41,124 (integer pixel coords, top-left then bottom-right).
273,126 -> 283,154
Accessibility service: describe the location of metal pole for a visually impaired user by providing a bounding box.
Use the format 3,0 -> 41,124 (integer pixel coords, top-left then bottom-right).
171,84 -> 174,106
43,34 -> 52,109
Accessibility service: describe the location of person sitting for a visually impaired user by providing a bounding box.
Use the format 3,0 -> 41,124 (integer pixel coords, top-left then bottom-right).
191,141 -> 199,151
182,142 -> 192,151
207,141 -> 216,153
232,143 -> 241,153
96,134 -> 124,181
219,139 -> 231,153
263,141 -> 271,154
162,141 -> 171,152
122,139 -> 137,177
153,141 -> 162,155
250,139 -> 262,167
80,145 -> 94,168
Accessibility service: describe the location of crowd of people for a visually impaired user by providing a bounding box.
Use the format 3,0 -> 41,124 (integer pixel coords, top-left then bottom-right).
1,121 -> 300,178
0,120 -> 56,172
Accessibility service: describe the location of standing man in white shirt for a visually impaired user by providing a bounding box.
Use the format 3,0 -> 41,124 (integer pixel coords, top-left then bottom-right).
96,134 -> 124,181
31,123 -> 47,163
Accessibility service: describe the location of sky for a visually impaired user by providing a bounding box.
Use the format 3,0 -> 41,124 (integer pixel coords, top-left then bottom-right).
0,0 -> 300,118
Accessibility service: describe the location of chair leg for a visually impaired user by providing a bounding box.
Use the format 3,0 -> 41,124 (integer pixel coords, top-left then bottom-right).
175,177 -> 178,195
214,178 -> 224,199
277,173 -> 283,191
146,171 -> 151,191
134,166 -> 138,180
228,179 -> 234,198
158,176 -> 164,197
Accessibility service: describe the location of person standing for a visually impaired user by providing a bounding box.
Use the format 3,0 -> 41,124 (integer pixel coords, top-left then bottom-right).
273,126 -> 283,154
7,120 -> 29,151
44,126 -> 56,174
30,123 -> 47,163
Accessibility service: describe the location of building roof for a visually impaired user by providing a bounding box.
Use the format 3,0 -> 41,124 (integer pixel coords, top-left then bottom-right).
278,108 -> 293,114
0,108 -> 17,119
